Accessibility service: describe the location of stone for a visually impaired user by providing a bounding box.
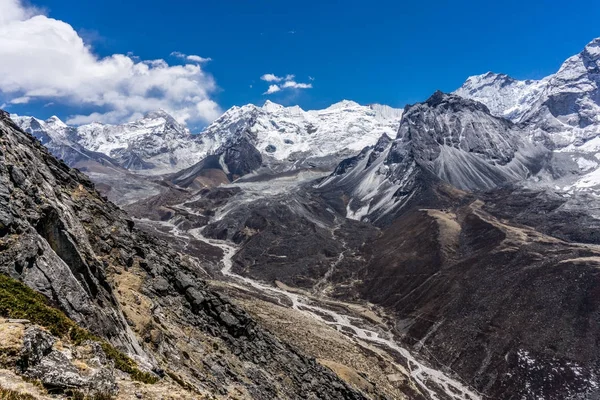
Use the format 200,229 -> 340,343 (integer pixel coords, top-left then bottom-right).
19,326 -> 55,369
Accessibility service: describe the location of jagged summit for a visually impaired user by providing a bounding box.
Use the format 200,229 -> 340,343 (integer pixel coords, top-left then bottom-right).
143,109 -> 178,121
319,90 -> 548,223
455,37 -> 600,122
421,90 -> 492,114
261,99 -> 285,112
45,115 -> 68,128
582,36 -> 600,61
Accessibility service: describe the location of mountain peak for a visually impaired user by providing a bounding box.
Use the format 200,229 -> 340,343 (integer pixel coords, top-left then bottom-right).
262,100 -> 285,113
45,115 -> 67,128
461,72 -> 516,90
583,37 -> 600,61
143,109 -> 177,121
326,100 -> 361,110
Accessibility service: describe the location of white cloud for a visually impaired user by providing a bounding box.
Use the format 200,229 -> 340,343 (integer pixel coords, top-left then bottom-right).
264,85 -> 281,95
261,74 -> 283,82
260,73 -> 312,95
282,81 -> 312,89
10,96 -> 30,104
0,0 -> 221,125
171,51 -> 211,64
1,0 -> 40,24
186,54 -> 211,63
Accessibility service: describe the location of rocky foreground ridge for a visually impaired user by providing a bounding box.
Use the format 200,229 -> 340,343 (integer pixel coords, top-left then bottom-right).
0,110 -> 368,399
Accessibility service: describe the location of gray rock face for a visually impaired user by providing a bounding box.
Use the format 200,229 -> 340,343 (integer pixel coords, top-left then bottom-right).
20,326 -> 55,368
0,114 -> 147,362
18,326 -> 117,394
318,92 -> 549,225
400,92 -> 547,191
169,131 -> 263,189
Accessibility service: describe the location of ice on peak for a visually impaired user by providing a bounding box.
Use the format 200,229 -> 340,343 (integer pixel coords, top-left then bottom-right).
369,104 -> 404,121
261,101 -> 305,116
262,100 -> 285,113
461,72 -> 518,90
45,115 -> 67,128
583,37 -> 600,59
326,100 -> 361,110
143,109 -> 177,121
454,69 -> 548,121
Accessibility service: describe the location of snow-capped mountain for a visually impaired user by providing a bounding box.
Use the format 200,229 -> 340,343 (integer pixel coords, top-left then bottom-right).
454,72 -> 548,122
10,114 -> 122,168
12,111 -> 204,174
13,101 -> 403,179
455,37 -> 600,193
317,92 -> 549,223
73,110 -> 206,173
11,114 -> 74,145
166,100 -> 404,188
200,100 -> 403,165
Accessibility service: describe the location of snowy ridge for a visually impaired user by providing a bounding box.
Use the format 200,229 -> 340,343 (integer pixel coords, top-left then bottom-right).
200,99 -> 404,164
455,37 -> 600,192
13,100 -> 403,176
11,114 -> 73,145
74,110 -> 204,173
454,72 -> 548,121
319,92 -> 549,223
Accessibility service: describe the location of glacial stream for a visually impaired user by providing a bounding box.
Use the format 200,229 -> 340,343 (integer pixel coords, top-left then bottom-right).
137,183 -> 481,400
184,226 -> 482,400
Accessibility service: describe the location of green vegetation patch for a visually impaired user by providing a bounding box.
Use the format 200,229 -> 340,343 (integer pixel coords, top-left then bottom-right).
0,274 -> 158,384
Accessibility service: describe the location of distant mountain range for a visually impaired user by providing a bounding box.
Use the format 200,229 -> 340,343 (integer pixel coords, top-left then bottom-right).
12,100 -> 403,175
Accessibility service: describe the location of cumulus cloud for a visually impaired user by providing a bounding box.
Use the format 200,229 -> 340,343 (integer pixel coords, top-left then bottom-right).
0,0 -> 221,125
261,73 -> 283,83
186,54 -> 211,63
260,73 -> 312,95
171,51 -> 212,64
264,85 -> 281,95
282,81 -> 312,89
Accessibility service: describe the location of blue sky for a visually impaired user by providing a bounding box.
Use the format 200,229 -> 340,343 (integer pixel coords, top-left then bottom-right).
2,0 -> 600,130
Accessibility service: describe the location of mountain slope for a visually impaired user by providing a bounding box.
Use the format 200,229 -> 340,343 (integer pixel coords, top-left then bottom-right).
200,100 -> 403,167
13,101 -> 403,179
0,110 -> 368,399
317,92 -> 548,224
176,91 -> 600,398
455,38 -> 600,193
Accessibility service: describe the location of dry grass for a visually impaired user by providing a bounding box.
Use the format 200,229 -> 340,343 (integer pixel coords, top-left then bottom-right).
0,274 -> 158,384
0,386 -> 37,400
